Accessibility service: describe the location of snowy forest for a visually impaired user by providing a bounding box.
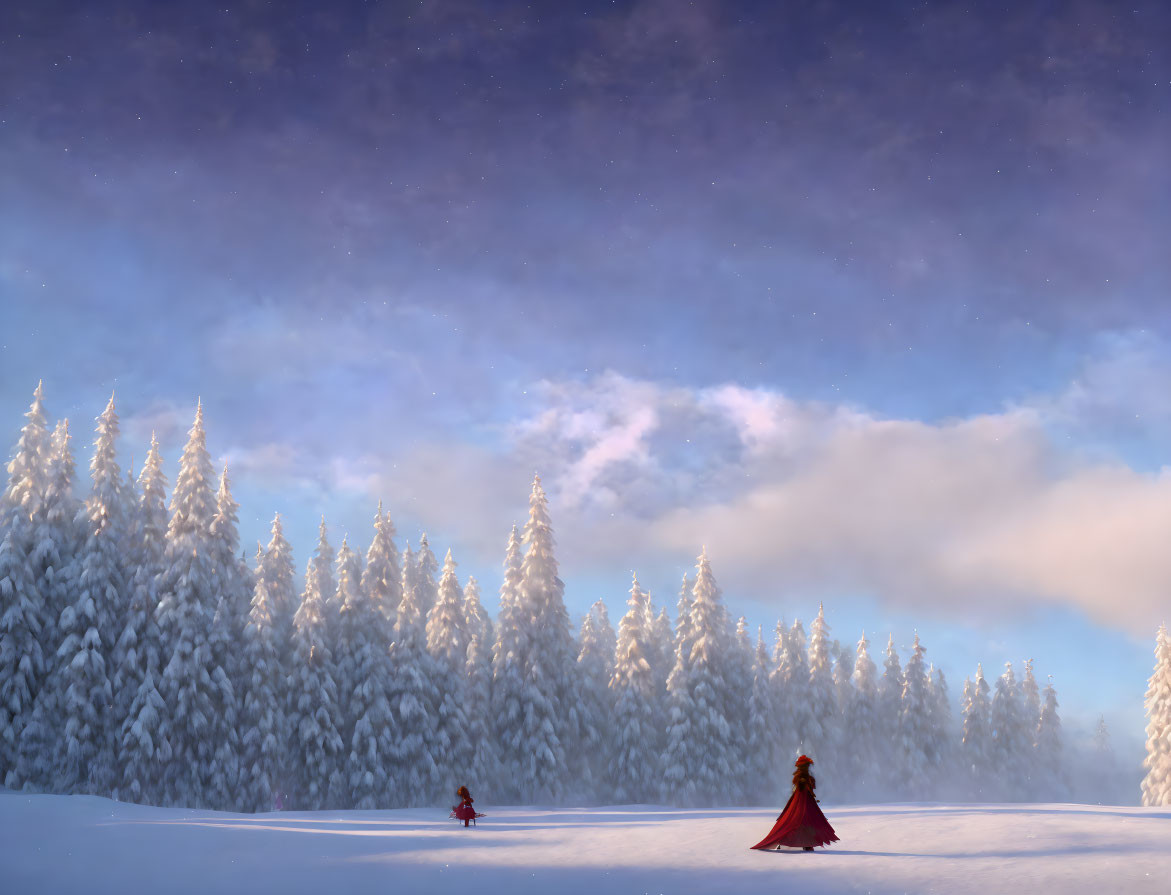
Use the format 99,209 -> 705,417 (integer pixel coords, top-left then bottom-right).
0,385 -> 1162,811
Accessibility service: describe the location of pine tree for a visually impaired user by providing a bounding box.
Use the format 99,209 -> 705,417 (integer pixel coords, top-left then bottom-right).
116,433 -> 168,805
847,632 -> 882,800
961,665 -> 992,799
648,607 -> 674,702
52,394 -> 125,794
1141,624 -> 1171,807
1034,675 -> 1068,801
877,635 -> 903,789
238,543 -> 286,812
386,538 -> 441,806
805,604 -> 839,781
610,574 -> 660,803
336,536 -> 396,809
990,661 -> 1029,801
896,633 -> 931,799
463,576 -> 497,788
744,627 -> 778,803
287,541 -> 345,810
576,598 -> 614,803
426,549 -> 474,791
309,518 -> 337,658
662,550 -> 735,806
258,514 -> 297,661
1020,658 -> 1042,798
360,502 -> 400,637
924,664 -> 955,794
776,619 -> 811,762
0,383 -> 51,783
154,402 -> 228,807
726,617 -> 755,802
205,466 -> 247,810
490,525 -> 526,803
516,475 -> 575,803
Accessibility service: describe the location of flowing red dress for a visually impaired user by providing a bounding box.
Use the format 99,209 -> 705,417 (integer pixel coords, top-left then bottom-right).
750,768 -> 838,850
451,794 -> 485,826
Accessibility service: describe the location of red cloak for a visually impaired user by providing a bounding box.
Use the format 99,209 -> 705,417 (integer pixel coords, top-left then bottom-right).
751,762 -> 838,850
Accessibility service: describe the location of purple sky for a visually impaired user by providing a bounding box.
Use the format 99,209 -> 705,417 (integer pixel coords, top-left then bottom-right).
2,1 -> 1169,765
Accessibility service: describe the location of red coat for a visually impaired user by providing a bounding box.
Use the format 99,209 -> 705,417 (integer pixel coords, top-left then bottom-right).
750,767 -> 839,850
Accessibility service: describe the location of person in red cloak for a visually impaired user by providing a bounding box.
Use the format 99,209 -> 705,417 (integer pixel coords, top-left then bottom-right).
450,785 -> 485,827
750,755 -> 839,851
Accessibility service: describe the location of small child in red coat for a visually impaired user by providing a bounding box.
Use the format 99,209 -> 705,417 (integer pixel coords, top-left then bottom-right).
450,785 -> 485,827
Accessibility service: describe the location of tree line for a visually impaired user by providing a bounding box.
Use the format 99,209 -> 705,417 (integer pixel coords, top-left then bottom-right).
0,384 -> 1141,810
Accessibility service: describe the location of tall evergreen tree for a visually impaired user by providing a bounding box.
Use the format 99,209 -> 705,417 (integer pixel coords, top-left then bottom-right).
336,536 -> 396,809
205,466 -> 247,810
610,574 -> 660,803
847,632 -> 882,800
116,433 -> 168,805
576,598 -> 614,802
427,549 -> 474,790
877,634 -> 903,786
287,541 -> 345,810
924,664 -> 955,793
52,394 -> 125,794
0,383 -> 50,783
516,475 -> 575,803
961,664 -> 992,799
490,525 -> 526,802
805,604 -> 839,779
386,538 -> 441,806
744,627 -> 778,803
238,543 -> 287,812
726,616 -> 756,802
1141,624 -> 1171,807
463,576 -> 497,788
897,633 -> 931,799
1034,675 -> 1068,801
154,402 -> 227,806
360,502 -> 400,637
990,661 -> 1029,801
662,550 -> 735,806
309,518 -> 338,658
260,514 -> 298,656
1020,657 -> 1042,798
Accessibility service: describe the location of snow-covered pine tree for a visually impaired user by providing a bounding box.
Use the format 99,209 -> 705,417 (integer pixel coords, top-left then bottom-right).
337,536 -> 396,809
805,604 -> 839,783
415,534 -> 440,620
360,502 -> 400,638
386,538 -> 441,806
116,433 -> 169,805
778,619 -> 811,762
286,544 -> 346,810
516,474 -> 576,803
896,633 -> 931,800
308,518 -> 338,659
1034,675 -> 1068,801
576,598 -> 614,803
259,514 -> 297,661
426,549 -> 474,792
1141,624 -> 1171,806
961,665 -> 992,800
832,640 -> 856,779
1020,657 -> 1042,799
847,632 -> 882,801
744,627 -> 778,803
154,402 -> 229,807
726,617 -> 756,803
51,394 -> 126,795
877,634 -> 903,790
0,383 -> 51,784
238,543 -> 286,812
990,661 -> 1029,801
8,417 -> 82,791
663,549 -> 735,806
205,466 -> 247,810
674,573 -> 693,655
463,576 -> 497,788
490,525 -> 526,803
924,664 -> 955,795
610,574 -> 661,803
649,607 -> 674,703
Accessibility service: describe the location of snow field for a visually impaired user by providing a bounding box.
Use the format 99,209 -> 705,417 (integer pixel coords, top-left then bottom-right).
3,793 -> 1170,895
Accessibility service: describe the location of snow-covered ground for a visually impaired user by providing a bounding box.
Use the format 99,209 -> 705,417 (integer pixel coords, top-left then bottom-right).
3,791 -> 1169,894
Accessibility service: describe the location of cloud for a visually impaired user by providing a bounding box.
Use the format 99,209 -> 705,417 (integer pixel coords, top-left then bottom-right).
341,367 -> 1170,636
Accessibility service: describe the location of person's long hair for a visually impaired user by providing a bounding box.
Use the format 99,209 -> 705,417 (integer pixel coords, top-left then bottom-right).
456,785 -> 471,800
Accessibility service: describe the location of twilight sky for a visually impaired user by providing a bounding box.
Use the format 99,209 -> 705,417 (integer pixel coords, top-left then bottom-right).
2,0 -> 1169,762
